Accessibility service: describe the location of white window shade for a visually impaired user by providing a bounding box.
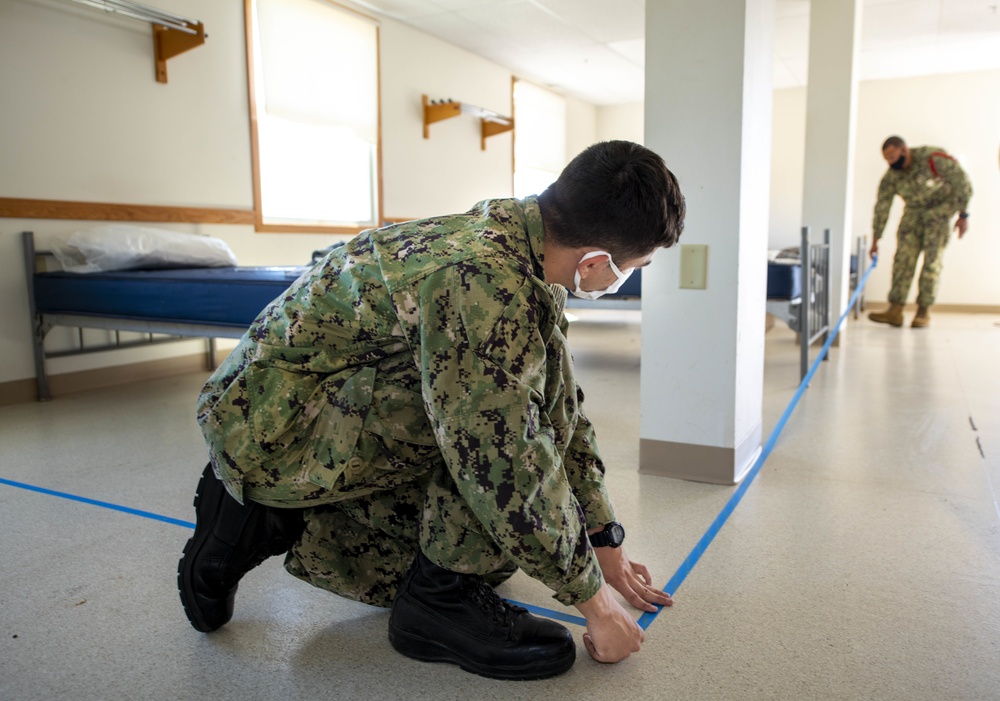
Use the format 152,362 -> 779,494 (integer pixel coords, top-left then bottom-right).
250,0 -> 380,228
256,0 -> 378,143
514,81 -> 566,175
514,80 -> 566,198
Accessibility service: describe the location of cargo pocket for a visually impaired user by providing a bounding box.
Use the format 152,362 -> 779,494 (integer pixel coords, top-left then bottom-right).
246,362 -> 376,492
343,384 -> 441,495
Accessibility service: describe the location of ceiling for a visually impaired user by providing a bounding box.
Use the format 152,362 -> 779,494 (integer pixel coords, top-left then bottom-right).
351,0 -> 1000,104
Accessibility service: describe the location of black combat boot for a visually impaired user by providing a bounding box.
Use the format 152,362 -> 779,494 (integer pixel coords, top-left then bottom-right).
388,552 -> 576,680
177,464 -> 304,632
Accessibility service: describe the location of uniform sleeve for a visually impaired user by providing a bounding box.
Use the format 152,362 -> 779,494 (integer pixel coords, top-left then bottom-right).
396,264 -> 603,607
872,172 -> 896,240
936,154 -> 973,213
562,388 -> 616,530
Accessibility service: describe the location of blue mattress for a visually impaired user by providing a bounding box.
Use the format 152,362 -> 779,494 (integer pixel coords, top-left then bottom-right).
596,264 -> 804,301
766,262 -> 801,300
33,266 -> 307,328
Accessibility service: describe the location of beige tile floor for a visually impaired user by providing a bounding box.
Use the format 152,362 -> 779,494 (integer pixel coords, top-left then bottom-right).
2,310 -> 999,700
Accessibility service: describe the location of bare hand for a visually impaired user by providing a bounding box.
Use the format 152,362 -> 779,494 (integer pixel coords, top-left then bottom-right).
954,217 -> 969,238
593,545 -> 672,613
869,238 -> 879,259
576,584 -> 645,664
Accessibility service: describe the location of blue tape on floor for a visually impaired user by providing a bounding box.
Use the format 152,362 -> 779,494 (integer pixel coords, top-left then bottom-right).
0,256 -> 876,632
507,600 -> 587,627
0,477 -> 195,529
637,254 -> 878,630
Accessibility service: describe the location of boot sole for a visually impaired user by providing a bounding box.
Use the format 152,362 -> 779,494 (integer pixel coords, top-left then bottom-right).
177,468 -> 226,633
388,626 -> 575,681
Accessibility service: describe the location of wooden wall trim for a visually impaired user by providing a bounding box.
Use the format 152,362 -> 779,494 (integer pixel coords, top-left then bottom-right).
0,352 -> 213,406
0,197 -> 255,225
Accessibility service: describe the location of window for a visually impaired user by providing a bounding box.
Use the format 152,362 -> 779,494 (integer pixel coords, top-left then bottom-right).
512,80 -> 566,198
247,0 -> 381,232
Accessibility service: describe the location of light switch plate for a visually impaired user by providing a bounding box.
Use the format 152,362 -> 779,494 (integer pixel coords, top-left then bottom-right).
679,244 -> 708,289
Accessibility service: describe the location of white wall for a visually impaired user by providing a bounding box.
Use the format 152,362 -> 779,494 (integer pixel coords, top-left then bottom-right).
596,103 -> 644,144
770,69 -> 1000,306
593,79 -> 1000,306
852,71 -> 1000,306
380,19 -> 513,219
768,87 -> 808,250
565,96 -> 598,161
1,0 -> 596,387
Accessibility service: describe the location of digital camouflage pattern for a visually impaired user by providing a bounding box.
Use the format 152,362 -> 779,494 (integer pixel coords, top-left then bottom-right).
872,146 -> 973,307
196,196 -> 615,608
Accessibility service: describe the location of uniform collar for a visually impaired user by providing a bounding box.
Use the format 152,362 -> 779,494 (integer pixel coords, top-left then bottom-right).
522,195 -> 546,280
519,196 -> 567,314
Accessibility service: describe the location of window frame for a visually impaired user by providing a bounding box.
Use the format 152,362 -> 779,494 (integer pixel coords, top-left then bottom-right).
243,0 -> 383,234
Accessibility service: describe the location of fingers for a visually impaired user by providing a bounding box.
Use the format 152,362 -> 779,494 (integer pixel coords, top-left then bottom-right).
632,561 -> 653,585
608,562 -> 673,612
582,633 -> 601,661
610,573 -> 667,612
630,562 -> 672,605
583,632 -> 623,664
583,623 -> 645,664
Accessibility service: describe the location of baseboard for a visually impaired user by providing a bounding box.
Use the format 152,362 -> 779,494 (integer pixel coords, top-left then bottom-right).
868,302 -> 1000,314
0,353 -> 212,406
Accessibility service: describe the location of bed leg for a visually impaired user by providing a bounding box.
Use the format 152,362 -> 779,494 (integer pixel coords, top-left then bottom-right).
23,231 -> 52,401
799,227 -> 810,382
206,338 -> 217,369
32,322 -> 52,402
822,228 -> 831,360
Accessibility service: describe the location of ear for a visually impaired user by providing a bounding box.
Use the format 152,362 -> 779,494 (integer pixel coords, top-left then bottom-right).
576,252 -> 610,281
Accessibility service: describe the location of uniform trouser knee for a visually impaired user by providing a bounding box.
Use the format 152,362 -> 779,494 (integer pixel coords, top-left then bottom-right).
889,209 -> 952,307
281,464 -> 516,607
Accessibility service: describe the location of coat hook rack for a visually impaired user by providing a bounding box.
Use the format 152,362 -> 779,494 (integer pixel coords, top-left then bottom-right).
67,0 -> 206,83
422,95 -> 514,151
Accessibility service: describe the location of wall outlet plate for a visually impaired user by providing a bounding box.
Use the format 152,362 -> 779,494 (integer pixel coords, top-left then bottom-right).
679,244 -> 708,289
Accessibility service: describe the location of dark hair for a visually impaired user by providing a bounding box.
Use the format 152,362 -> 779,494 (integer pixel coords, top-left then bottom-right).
537,141 -> 685,263
882,135 -> 906,150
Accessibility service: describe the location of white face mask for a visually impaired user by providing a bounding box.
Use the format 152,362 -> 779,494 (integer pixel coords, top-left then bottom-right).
571,250 -> 634,300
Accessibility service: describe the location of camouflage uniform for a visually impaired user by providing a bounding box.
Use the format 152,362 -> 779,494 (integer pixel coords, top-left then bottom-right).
196,196 -> 614,609
872,146 -> 972,307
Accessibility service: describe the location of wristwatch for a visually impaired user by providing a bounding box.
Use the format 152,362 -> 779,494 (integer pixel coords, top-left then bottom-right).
959,212 -> 970,219
589,521 -> 625,548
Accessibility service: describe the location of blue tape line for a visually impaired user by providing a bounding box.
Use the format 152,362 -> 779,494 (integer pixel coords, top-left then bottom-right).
0,255 -> 877,632
636,254 -> 878,630
0,477 -> 195,529
506,599 -> 587,627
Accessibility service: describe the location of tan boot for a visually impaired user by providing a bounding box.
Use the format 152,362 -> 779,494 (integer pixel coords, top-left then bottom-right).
869,303 -> 904,327
911,306 -> 931,328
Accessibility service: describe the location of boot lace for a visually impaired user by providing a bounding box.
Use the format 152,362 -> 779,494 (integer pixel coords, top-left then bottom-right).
465,577 -> 523,629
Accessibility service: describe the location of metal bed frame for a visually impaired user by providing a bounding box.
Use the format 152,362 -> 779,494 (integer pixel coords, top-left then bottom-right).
23,231 -> 239,401
568,226 -> 834,381
23,226 -> 841,400
764,227 -> 832,380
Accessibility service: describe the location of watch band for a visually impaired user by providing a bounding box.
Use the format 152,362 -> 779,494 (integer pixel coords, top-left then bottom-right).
588,522 -> 625,548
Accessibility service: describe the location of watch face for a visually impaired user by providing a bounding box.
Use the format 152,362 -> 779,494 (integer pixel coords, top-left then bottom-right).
608,522 -> 625,546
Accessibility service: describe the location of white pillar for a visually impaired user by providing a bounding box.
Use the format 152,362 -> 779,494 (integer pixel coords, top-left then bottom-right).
640,0 -> 774,484
802,0 -> 862,328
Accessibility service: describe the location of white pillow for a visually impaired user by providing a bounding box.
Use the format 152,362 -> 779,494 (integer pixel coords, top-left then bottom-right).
53,225 -> 238,273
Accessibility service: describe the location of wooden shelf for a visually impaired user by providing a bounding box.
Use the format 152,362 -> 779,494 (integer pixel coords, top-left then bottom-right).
153,20 -> 206,83
63,0 -> 206,83
422,94 -> 513,151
